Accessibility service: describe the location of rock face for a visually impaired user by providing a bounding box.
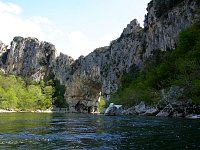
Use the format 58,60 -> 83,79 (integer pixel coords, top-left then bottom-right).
143,0 -> 199,58
0,0 -> 199,112
0,40 -> 7,56
53,0 -> 199,112
0,41 -> 7,68
0,37 -> 55,81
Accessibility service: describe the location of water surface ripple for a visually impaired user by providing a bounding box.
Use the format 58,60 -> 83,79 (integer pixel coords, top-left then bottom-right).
0,113 -> 199,149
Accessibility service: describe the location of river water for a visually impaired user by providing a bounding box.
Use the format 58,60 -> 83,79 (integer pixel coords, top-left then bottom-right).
0,113 -> 199,149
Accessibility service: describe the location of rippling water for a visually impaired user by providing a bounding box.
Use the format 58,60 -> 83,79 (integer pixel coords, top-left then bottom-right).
0,113 -> 200,149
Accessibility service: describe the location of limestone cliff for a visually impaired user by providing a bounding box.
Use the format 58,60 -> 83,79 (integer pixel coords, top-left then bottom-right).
0,37 -> 55,82
0,0 -> 199,112
0,40 -> 7,56
0,40 -> 7,69
52,0 -> 199,112
143,0 -> 200,58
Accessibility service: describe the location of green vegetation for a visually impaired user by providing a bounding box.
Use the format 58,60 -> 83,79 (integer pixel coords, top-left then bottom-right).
0,74 -> 54,111
98,96 -> 106,112
52,79 -> 68,108
110,21 -> 200,107
44,73 -> 68,109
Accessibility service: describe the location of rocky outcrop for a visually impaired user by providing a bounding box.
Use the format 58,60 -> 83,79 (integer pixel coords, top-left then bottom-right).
0,0 -> 199,112
0,40 -> 7,56
120,102 -> 159,116
52,21 -> 144,112
104,103 -> 123,116
105,99 -> 200,118
53,0 -> 199,112
0,37 -> 55,82
143,0 -> 200,58
135,101 -> 146,114
52,53 -> 74,85
0,40 -> 8,69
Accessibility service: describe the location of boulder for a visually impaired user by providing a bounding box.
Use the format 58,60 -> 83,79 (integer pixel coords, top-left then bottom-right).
173,111 -> 183,117
156,104 -> 174,117
144,108 -> 159,116
185,114 -> 200,119
122,106 -> 136,115
156,110 -> 170,117
135,101 -> 146,114
104,103 -> 123,116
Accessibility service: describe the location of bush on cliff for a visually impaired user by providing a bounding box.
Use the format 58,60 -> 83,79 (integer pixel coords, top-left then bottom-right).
110,21 -> 200,107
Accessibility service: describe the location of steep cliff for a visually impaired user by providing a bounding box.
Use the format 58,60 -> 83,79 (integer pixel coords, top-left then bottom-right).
52,0 -> 199,112
0,37 -> 55,82
0,0 -> 199,112
143,0 -> 200,58
0,41 -> 7,69
0,40 -> 7,56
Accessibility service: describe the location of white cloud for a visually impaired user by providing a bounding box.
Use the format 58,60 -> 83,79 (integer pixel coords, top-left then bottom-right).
0,2 -> 57,49
31,16 -> 52,25
0,11 -> 44,45
61,31 -> 115,59
0,1 -> 115,60
0,1 -> 22,14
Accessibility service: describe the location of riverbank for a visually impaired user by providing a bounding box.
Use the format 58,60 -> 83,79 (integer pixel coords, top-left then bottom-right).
0,108 -> 100,114
104,101 -> 200,119
0,109 -> 52,113
0,109 -> 16,113
0,109 -> 57,113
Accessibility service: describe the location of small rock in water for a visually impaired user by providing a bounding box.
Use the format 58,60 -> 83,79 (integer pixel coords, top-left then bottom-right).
156,104 -> 173,117
144,108 -> 159,116
185,114 -> 200,119
156,111 -> 170,117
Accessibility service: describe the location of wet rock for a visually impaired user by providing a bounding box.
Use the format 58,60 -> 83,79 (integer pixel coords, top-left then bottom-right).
173,111 -> 183,118
144,107 -> 159,116
156,110 -> 170,117
156,104 -> 174,117
186,114 -> 200,119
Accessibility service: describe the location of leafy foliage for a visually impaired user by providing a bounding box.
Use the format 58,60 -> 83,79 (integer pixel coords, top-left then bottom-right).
0,74 -> 54,111
52,79 -> 68,108
44,72 -> 68,108
98,96 -> 106,112
110,21 -> 200,106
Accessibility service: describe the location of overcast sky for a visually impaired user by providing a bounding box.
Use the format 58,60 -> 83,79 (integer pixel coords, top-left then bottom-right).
0,0 -> 149,59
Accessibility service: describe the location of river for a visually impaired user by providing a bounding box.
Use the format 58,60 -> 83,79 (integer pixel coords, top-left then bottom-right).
0,113 -> 199,149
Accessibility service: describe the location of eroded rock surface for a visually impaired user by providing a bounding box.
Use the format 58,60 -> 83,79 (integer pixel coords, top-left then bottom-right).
0,37 -> 55,82
0,0 -> 199,112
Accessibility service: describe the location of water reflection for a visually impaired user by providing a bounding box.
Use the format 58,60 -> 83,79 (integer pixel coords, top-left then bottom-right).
0,113 -> 200,149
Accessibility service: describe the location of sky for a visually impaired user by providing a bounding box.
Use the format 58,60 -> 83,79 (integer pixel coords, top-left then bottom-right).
0,0 -> 149,59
